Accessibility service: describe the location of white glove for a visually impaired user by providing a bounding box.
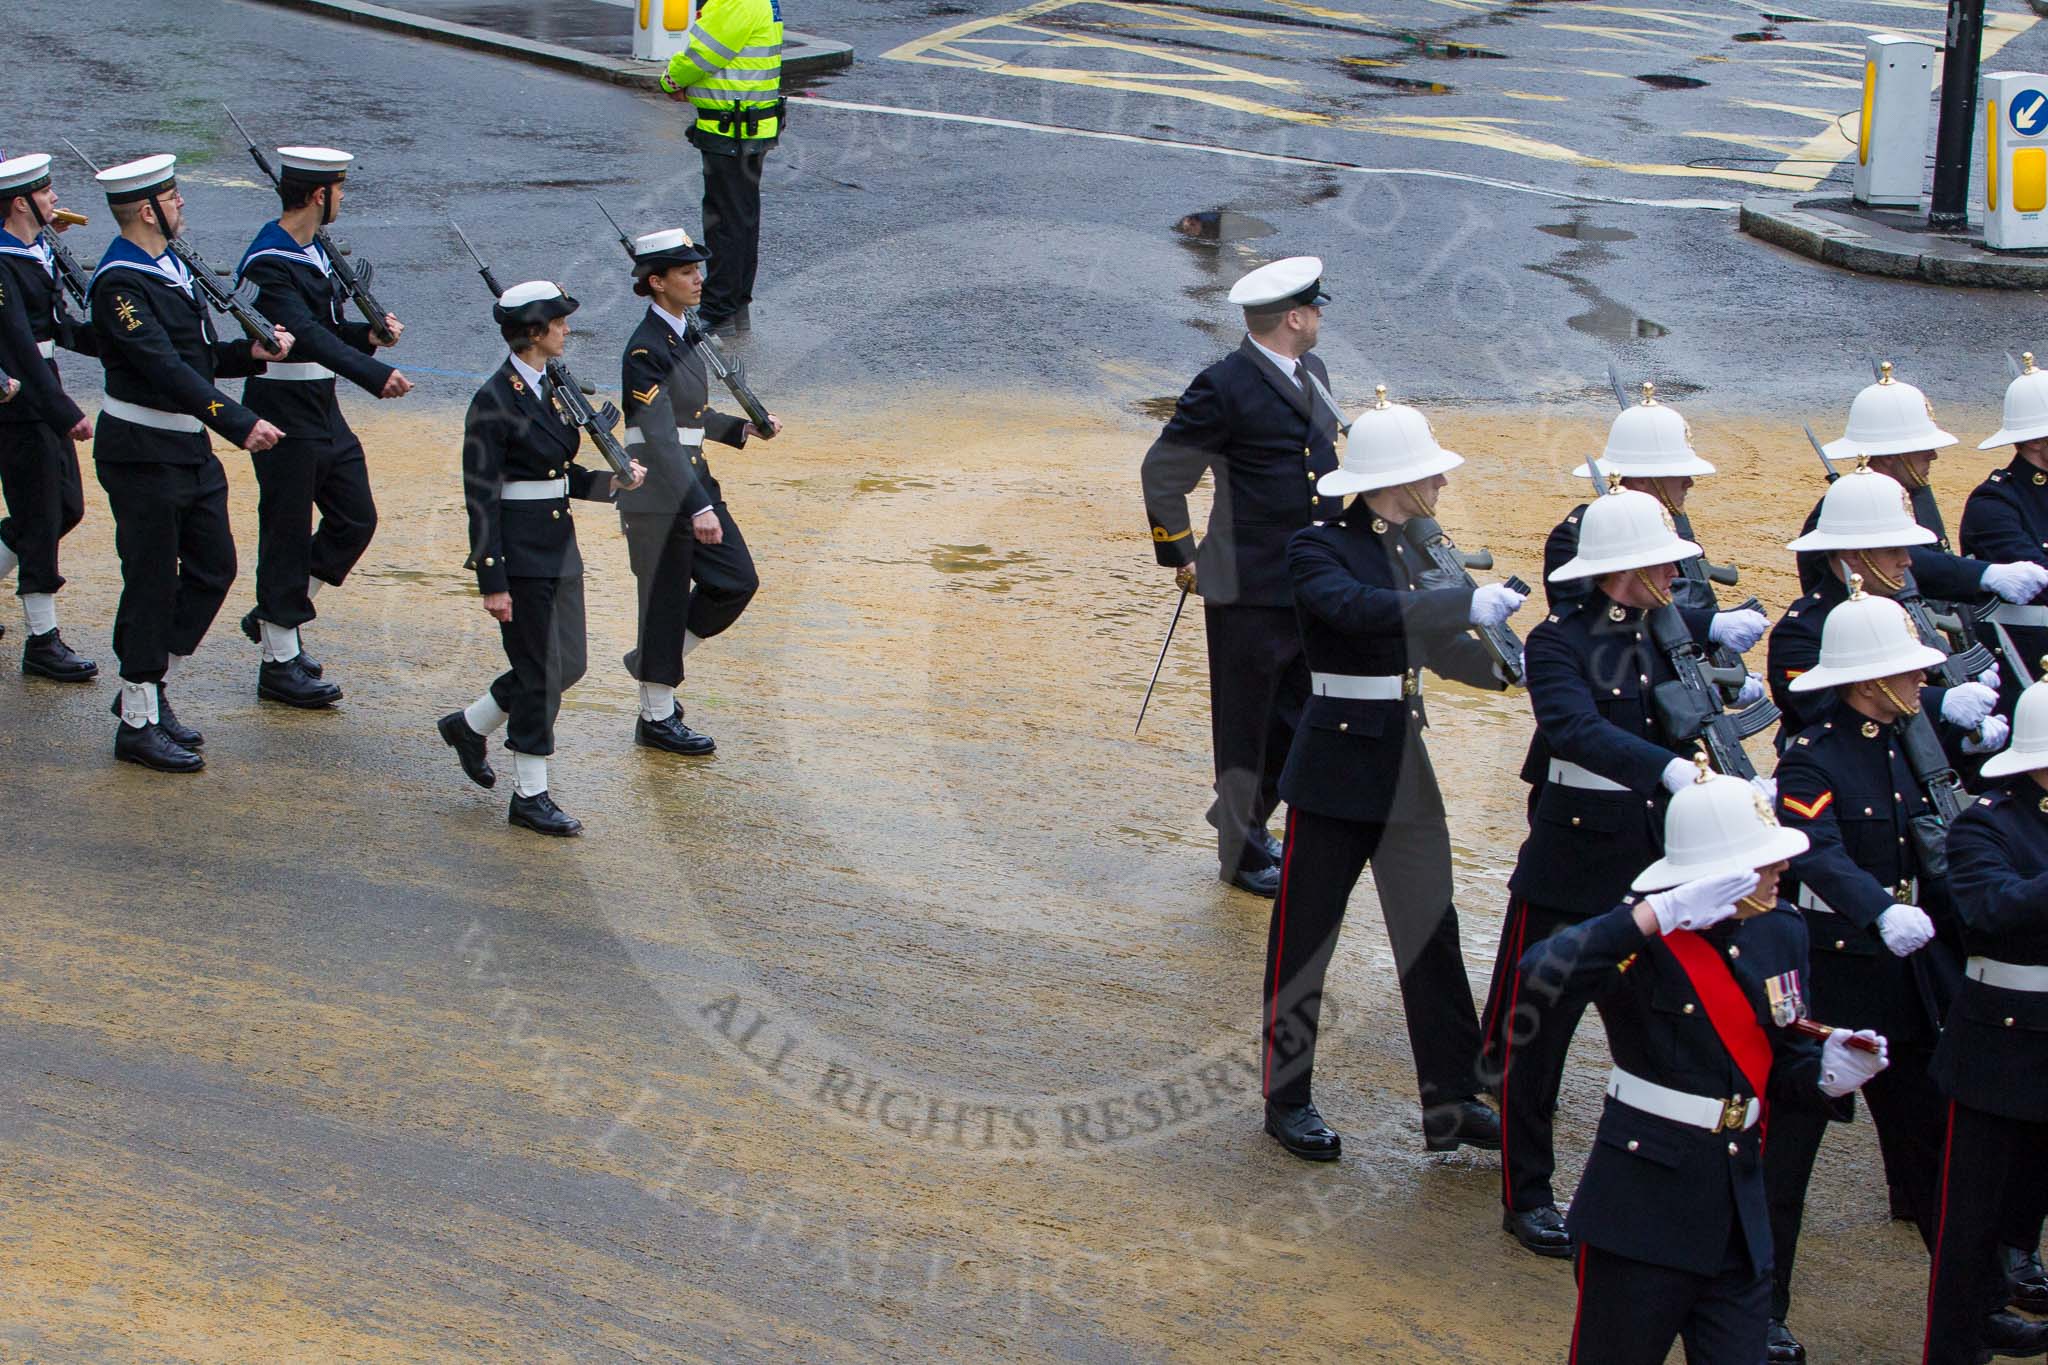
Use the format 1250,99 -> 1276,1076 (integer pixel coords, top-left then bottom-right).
1977,662 -> 2003,692
1734,671 -> 1767,707
1750,774 -> 1778,804
1876,903 -> 1936,957
1662,757 -> 1699,794
1709,608 -> 1770,654
1645,869 -> 1759,934
1980,560 -> 2048,604
1819,1029 -> 1890,1098
1963,714 -> 2012,755
1941,681 -> 1998,732
1470,583 -> 1528,628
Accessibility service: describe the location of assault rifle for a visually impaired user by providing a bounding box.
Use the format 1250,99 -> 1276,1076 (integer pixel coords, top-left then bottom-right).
224,107 -> 396,345
1403,515 -> 1530,687
61,139 -> 281,352
1895,706 -> 1968,878
1645,603 -> 1758,780
593,200 -> 776,438
448,219 -> 633,480
38,217 -> 92,320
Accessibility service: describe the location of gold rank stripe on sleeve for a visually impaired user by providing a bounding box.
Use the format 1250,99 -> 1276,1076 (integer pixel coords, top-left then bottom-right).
631,385 -> 660,404
1783,668 -> 1807,680
1782,791 -> 1833,820
1152,526 -> 1192,543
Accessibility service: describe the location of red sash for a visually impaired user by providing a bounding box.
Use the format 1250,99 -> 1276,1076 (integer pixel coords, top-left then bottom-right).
1662,929 -> 1774,1100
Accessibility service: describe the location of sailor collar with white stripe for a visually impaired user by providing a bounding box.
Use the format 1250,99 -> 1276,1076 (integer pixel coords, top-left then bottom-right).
0,225 -> 52,273
91,234 -> 192,295
235,219 -> 330,283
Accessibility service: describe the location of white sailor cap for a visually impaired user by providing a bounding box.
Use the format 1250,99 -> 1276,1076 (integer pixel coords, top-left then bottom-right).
493,279 -> 579,327
97,154 -> 177,204
277,147 -> 353,183
0,154 -> 53,195
632,227 -> 710,264
1229,255 -> 1330,312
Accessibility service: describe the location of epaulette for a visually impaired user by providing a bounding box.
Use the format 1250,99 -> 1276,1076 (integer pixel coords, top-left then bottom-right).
1991,470 -> 2007,483
1980,796 -> 1996,806
1617,953 -> 1636,973
1795,736 -> 1811,745
630,348 -> 650,358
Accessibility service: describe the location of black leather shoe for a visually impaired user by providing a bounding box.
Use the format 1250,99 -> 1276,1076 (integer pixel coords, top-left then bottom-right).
22,628 -> 97,681
242,610 -> 321,677
1977,1309 -> 2048,1358
1258,829 -> 1284,864
636,712 -> 716,756
259,656 -> 342,708
114,721 -> 203,772
2001,1246 -> 2048,1314
1503,1205 -> 1574,1258
1423,1099 -> 1502,1152
509,790 -> 582,836
437,711 -> 496,788
110,690 -> 202,747
1224,864 -> 1281,898
1766,1319 -> 1805,1363
1264,1101 -> 1341,1161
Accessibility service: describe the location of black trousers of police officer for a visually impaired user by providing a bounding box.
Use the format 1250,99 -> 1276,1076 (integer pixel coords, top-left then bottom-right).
96,456 -> 236,683
0,424 -> 84,596
698,140 -> 770,325
1925,1102 -> 2048,1364
1263,806 -> 1484,1109
1206,604 -> 1308,876
251,432 -> 377,630
1572,1232 -> 1770,1365
620,504 -> 759,688
1486,897 -> 1594,1212
1764,1042 -> 1943,1321
488,573 -> 587,757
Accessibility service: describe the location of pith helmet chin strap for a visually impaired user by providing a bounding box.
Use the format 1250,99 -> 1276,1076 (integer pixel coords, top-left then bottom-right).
1632,567 -> 1673,608
1871,676 -> 1922,718
1846,549 -> 1905,594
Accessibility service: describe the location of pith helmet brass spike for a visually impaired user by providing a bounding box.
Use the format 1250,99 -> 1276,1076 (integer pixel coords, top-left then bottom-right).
1640,381 -> 1657,407
1878,361 -> 1895,385
1693,750 -> 1713,783
1606,471 -> 1624,494
1847,571 -> 1866,601
1854,452 -> 1872,473
2026,352 -> 2038,375
1373,384 -> 1389,410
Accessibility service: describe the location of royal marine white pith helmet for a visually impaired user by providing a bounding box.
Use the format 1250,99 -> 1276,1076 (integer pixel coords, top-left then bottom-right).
1318,386 -> 1464,496
1573,382 -> 1714,480
1633,767 -> 1809,891
1979,352 -> 2048,449
1822,363 -> 1957,461
1784,462 -> 1936,553
1785,576 -> 1947,693
1981,666 -> 2048,778
1547,486 -> 1702,580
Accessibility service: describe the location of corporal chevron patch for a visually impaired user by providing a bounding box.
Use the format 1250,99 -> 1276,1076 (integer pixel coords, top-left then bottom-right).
1781,790 -> 1833,820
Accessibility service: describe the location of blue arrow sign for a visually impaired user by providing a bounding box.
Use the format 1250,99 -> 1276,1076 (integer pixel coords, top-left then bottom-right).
2012,88 -> 2048,137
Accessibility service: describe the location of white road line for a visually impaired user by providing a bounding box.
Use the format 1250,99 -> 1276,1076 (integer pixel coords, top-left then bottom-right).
791,95 -> 1743,211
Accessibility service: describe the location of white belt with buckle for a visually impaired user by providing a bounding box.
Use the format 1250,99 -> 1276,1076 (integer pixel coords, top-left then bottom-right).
261,361 -> 335,382
1967,957 -> 2048,992
1798,880 -> 1914,915
1311,672 -> 1405,701
1991,604 -> 2048,627
624,425 -> 706,448
502,478 -> 569,501
1548,758 -> 1629,792
1607,1067 -> 1759,1132
99,396 -> 204,434
36,338 -> 55,359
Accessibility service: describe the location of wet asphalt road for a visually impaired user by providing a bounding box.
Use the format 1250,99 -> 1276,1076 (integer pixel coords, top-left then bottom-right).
1,0 -> 2041,1360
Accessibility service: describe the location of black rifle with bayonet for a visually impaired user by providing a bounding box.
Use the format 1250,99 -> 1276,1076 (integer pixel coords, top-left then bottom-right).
61,138 -> 281,352
39,214 -> 92,322
1643,603 -> 1759,780
593,200 -> 776,439
1800,422 -> 1997,686
448,219 -> 633,481
224,107 -> 395,345
1405,516 -> 1530,687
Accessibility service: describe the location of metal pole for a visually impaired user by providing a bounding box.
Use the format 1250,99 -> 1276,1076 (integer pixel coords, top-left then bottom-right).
1929,0 -> 1988,230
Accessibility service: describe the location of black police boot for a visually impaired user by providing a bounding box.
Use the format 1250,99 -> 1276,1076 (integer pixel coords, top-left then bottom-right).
1977,1309 -> 2048,1358
1263,1101 -> 1341,1161
436,711 -> 496,789
2002,1245 -> 2048,1315
242,609 -> 321,677
114,721 -> 204,773
110,690 -> 202,747
1224,863 -> 1281,897
1423,1099 -> 1502,1153
509,790 -> 582,837
1766,1319 -> 1805,1362
259,655 -> 342,708
1502,1204 -> 1575,1259
636,711 -> 717,756
22,629 -> 98,682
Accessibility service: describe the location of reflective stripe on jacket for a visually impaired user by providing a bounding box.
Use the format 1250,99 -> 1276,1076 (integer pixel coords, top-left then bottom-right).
662,0 -> 784,141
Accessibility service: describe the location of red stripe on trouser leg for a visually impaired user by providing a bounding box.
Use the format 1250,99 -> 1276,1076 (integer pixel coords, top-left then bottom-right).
1496,900 -> 1530,1208
1262,808 -> 1300,1099
1570,1245 -> 1587,1364
1922,1100 -> 1960,1365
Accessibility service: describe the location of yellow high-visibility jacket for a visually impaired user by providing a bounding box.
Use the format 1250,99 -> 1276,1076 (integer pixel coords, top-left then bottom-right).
660,0 -> 785,143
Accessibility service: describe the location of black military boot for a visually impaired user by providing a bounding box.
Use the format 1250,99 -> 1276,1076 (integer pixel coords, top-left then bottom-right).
1502,1204 -> 1575,1259
509,790 -> 582,836
1263,1100 -> 1341,1161
259,656 -> 342,708
1978,1309 -> 2048,1358
2002,1245 -> 2048,1314
635,711 -> 716,756
1766,1319 -> 1805,1362
21,629 -> 98,681
114,721 -> 204,773
436,711 -> 496,788
110,689 -> 203,747
1423,1099 -> 1502,1153
242,609 -> 321,677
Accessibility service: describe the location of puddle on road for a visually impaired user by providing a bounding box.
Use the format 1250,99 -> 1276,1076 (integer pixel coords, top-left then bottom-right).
1733,30 -> 1784,42
1568,308 -> 1671,341
1636,73 -> 1709,90
1537,223 -> 1637,244
929,545 -> 1038,575
855,475 -> 936,495
1528,215 -> 1670,345
1344,71 -> 1454,95
1172,211 -> 1277,244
